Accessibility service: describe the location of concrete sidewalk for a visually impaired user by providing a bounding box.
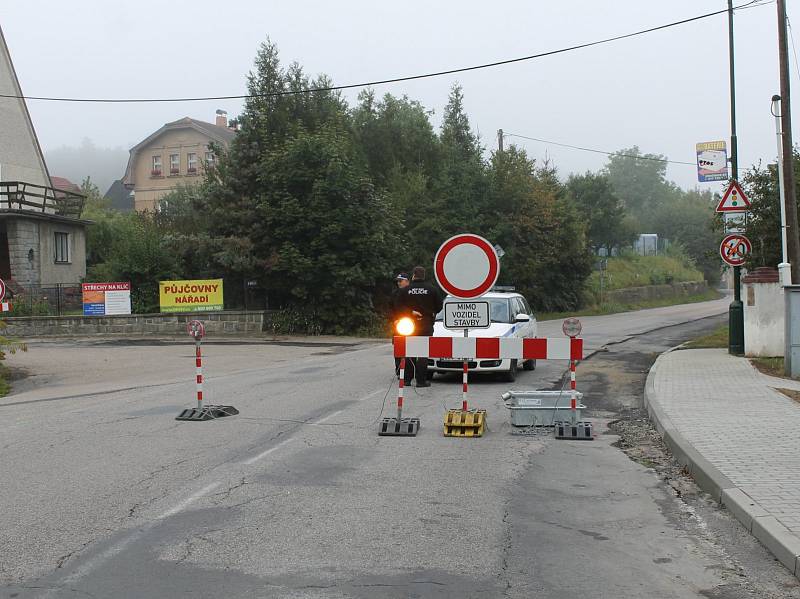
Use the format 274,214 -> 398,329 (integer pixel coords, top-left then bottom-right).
645,348 -> 800,579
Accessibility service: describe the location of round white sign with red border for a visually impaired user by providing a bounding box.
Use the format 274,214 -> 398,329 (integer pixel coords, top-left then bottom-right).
720,234 -> 751,267
562,317 -> 582,338
187,319 -> 205,339
434,234 -> 500,299
0,278 -> 6,303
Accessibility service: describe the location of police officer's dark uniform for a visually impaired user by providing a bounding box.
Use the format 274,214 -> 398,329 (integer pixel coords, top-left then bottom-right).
398,269 -> 444,386
391,273 -> 410,375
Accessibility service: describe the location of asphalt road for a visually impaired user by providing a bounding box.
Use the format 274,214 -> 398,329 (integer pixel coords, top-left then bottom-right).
4,295 -> 795,598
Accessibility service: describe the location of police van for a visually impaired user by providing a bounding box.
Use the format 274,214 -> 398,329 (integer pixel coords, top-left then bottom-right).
430,290 -> 538,382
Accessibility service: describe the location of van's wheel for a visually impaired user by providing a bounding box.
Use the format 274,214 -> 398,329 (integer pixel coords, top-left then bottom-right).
523,359 -> 537,371
503,359 -> 518,382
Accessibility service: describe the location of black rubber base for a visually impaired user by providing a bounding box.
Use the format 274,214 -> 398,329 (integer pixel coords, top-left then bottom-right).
378,417 -> 420,436
553,420 -> 594,440
175,405 -> 239,421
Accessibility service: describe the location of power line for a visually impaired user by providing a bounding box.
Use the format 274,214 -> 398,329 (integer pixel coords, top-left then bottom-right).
0,0 -> 768,104
503,133 -> 696,166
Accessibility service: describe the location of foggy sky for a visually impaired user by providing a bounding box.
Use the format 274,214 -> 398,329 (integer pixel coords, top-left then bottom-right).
1,0 -> 796,191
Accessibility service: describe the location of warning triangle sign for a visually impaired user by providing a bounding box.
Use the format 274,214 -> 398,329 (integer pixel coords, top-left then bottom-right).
716,180 -> 751,212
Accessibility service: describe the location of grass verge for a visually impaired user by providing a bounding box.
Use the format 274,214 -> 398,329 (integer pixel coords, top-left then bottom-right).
539,289 -> 722,322
749,356 -> 793,379
0,363 -> 11,397
681,324 -> 729,349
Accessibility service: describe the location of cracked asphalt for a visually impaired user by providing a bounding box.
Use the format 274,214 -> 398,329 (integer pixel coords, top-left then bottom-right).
3,297 -> 795,598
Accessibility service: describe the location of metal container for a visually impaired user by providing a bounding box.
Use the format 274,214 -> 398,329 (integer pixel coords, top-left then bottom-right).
502,390 -> 585,427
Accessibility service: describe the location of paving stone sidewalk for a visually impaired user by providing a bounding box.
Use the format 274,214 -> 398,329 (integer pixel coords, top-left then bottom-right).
645,348 -> 800,578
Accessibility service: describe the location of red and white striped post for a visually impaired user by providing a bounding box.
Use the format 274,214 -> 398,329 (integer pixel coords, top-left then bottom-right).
569,359 -> 577,423
462,360 -> 469,411
562,318 -> 583,425
195,337 -> 204,410
187,320 -> 206,410
396,357 -> 406,420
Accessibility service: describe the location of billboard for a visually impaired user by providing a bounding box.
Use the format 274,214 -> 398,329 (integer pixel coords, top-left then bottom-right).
159,279 -> 223,313
696,141 -> 728,182
82,282 -> 132,316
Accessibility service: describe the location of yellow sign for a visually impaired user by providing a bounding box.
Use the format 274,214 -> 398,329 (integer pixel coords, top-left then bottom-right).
159,279 -> 224,313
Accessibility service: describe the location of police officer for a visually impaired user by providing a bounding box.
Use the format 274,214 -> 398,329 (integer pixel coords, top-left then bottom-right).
398,266 -> 444,387
391,272 -> 410,375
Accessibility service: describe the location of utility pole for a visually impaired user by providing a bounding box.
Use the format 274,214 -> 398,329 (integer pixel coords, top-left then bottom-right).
497,129 -> 504,153
727,0 -> 745,355
777,0 -> 800,283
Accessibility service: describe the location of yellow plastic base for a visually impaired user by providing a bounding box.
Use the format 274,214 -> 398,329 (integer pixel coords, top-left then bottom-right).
443,409 -> 486,437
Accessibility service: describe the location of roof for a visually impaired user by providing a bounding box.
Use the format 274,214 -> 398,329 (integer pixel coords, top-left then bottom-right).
122,117 -> 236,185
104,179 -> 133,212
50,176 -> 81,194
0,24 -> 51,186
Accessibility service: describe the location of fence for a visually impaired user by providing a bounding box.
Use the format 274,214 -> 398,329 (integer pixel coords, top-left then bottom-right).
9,284 -> 83,317
6,279 -> 268,317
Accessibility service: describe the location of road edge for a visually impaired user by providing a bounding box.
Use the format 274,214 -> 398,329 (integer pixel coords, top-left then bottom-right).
643,348 -> 800,580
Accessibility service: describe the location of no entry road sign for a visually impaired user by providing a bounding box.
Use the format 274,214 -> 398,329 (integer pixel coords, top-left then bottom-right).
434,234 -> 500,299
720,234 -> 751,267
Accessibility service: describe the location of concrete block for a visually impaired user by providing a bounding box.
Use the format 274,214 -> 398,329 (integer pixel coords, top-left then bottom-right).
751,515 -> 800,575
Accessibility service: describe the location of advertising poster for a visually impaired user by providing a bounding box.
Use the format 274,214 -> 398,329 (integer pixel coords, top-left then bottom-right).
159,279 -> 224,313
82,282 -> 132,316
696,140 -> 728,182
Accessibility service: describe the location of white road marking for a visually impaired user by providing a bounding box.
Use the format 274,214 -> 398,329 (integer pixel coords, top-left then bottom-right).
157,481 -> 221,519
240,387 -> 384,463
39,481 -> 222,597
359,388 -> 387,402
241,438 -> 293,465
315,409 -> 343,424
40,386 -> 390,595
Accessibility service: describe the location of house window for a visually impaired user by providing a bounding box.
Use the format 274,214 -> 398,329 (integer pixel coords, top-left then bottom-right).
205,151 -> 215,165
169,154 -> 180,175
151,155 -> 162,176
54,232 -> 70,263
187,152 -> 197,173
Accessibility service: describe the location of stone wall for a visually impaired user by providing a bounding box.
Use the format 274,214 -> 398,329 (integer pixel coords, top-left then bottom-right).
3,310 -> 270,338
605,281 -> 708,304
6,218 -> 40,286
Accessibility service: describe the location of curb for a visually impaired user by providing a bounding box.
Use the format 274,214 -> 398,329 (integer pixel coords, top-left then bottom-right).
644,349 -> 800,579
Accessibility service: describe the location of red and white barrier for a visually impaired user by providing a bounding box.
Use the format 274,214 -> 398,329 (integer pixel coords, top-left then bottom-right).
0,302 -> 11,312
397,357 -> 406,419
195,339 -> 204,409
393,336 -> 583,361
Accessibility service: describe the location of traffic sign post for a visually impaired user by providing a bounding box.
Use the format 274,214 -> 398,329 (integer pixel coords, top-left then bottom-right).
716,180 -> 751,212
175,320 -> 239,422
443,300 -> 490,330
720,234 -> 751,267
696,141 -> 729,182
434,234 -> 499,437
434,234 -> 500,299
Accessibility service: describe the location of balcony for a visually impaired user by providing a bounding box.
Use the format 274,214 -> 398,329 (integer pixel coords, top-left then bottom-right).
0,181 -> 86,219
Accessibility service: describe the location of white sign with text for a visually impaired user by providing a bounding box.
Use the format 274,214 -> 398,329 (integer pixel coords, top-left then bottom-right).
443,300 -> 490,329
